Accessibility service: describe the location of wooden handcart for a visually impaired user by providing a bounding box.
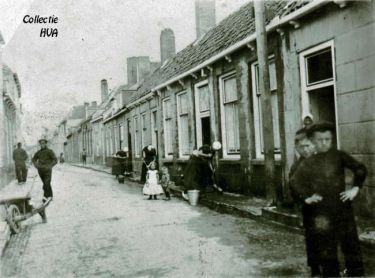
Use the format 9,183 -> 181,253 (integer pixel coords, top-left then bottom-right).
0,195 -> 52,234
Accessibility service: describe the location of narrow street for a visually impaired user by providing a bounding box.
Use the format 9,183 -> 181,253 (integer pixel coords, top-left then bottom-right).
1,165 -> 374,277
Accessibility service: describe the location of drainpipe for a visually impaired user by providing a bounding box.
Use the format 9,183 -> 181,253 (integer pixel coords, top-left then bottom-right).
254,1 -> 276,206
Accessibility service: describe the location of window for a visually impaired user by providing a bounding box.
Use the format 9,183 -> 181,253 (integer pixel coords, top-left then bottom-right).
194,80 -> 211,148
151,110 -> 158,148
141,113 -> 147,148
134,116 -> 141,157
306,49 -> 333,85
219,73 -> 240,158
252,58 -> 281,159
300,41 -> 338,144
177,92 -> 190,158
114,125 -> 119,151
163,99 -> 173,158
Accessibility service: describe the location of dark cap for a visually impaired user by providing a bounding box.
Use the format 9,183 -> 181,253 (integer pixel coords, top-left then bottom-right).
295,127 -> 307,136
307,122 -> 335,137
39,139 -> 48,143
198,145 -> 212,155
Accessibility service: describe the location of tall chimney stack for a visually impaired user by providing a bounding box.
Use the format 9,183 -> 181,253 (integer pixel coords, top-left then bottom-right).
195,0 -> 216,39
101,79 -> 109,103
160,28 -> 176,64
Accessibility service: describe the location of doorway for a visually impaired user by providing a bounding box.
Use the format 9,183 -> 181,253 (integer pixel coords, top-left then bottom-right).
299,41 -> 338,143
308,85 -> 336,123
194,80 -> 211,148
201,116 -> 211,146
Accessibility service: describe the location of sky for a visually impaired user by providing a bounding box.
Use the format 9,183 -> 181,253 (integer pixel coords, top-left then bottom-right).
0,0 -> 250,145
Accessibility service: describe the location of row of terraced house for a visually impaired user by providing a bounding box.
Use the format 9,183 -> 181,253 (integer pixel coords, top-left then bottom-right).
0,31 -> 24,189
50,1 -> 375,217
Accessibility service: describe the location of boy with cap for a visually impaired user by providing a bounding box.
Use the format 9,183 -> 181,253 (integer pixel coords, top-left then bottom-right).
32,139 -> 58,203
290,122 -> 367,277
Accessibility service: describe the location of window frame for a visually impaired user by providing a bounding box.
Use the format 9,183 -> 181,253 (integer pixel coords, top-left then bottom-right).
299,40 -> 339,147
141,112 -> 147,149
162,98 -> 173,159
150,109 -> 158,148
176,91 -> 190,159
133,116 -> 140,158
219,71 -> 241,159
194,80 -> 209,149
251,57 -> 281,160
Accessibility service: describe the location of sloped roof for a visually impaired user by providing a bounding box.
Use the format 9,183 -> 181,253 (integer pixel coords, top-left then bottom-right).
125,1 -> 312,105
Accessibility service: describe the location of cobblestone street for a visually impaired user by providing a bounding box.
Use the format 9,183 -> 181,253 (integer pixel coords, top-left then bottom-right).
1,165 -> 374,277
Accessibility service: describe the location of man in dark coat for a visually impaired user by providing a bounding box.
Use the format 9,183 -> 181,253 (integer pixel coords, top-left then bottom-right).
140,145 -> 157,183
13,142 -> 28,184
32,139 -> 58,202
290,122 -> 367,277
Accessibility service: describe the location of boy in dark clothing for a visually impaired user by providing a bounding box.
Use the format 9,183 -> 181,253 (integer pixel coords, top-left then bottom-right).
32,139 -> 58,202
290,122 -> 367,277
13,142 -> 28,184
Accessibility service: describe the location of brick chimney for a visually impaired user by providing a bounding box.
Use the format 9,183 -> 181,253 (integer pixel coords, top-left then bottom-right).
160,28 -> 176,64
101,79 -> 108,103
127,57 -> 152,86
195,0 -> 216,39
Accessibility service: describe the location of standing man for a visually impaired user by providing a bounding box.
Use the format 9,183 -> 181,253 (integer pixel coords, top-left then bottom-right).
32,139 -> 58,203
291,122 -> 367,277
81,148 -> 87,165
13,142 -> 28,184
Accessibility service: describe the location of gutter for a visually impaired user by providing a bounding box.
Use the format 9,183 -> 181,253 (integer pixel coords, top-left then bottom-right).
90,115 -> 103,124
102,90 -> 155,124
102,107 -> 129,124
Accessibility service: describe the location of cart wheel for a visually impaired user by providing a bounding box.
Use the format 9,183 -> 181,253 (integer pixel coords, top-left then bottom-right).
7,204 -> 21,234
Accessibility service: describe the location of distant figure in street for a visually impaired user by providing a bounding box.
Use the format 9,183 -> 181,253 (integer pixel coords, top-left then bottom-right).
141,145 -> 157,183
13,142 -> 28,184
32,139 -> 58,203
160,165 -> 171,200
290,122 -> 367,277
142,161 -> 163,200
81,148 -> 87,165
59,152 -> 65,164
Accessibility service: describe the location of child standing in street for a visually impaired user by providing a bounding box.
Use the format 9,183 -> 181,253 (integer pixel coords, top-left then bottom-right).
143,162 -> 163,200
160,166 -> 171,200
